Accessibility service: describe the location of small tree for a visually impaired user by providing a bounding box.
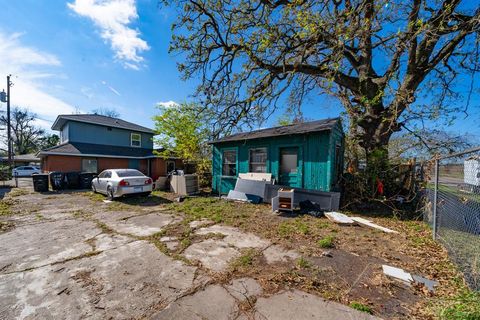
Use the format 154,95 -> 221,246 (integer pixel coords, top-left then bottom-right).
153,103 -> 212,183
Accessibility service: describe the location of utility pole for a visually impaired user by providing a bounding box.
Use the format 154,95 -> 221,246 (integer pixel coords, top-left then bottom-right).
6,75 -> 12,170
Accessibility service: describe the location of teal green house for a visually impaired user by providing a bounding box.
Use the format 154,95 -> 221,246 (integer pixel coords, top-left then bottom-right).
210,118 -> 344,194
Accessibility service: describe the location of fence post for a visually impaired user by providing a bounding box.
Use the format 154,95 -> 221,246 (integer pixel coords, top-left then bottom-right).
432,158 -> 439,240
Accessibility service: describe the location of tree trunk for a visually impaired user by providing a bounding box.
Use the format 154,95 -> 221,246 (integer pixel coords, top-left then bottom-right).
352,106 -> 397,197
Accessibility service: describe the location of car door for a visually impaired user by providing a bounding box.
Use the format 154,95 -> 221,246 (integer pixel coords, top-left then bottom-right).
100,171 -> 112,193
24,167 -> 34,176
96,171 -> 108,194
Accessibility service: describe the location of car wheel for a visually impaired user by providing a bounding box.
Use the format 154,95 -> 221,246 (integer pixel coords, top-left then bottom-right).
107,186 -> 114,200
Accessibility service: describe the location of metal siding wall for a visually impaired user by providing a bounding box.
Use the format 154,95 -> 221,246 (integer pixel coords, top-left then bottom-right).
67,121 -> 154,149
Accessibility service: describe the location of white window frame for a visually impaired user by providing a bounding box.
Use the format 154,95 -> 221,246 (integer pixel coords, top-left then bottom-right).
131,133 -> 141,147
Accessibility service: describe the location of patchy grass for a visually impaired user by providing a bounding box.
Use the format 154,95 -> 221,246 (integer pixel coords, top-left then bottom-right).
317,235 -> 335,248
349,302 -> 373,314
0,221 -> 14,232
0,200 -> 12,216
13,190 -> 478,320
296,257 -> 311,269
230,248 -> 259,271
439,290 -> 480,320
9,188 -> 30,197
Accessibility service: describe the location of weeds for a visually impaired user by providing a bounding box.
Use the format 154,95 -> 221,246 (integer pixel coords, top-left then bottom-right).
318,235 -> 335,248
0,201 -> 12,216
0,221 -> 14,232
9,188 -> 30,197
230,249 -> 258,270
297,257 -> 311,269
278,218 -> 310,238
349,302 -> 373,314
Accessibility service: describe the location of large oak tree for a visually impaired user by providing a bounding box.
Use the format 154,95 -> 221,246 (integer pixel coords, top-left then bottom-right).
165,0 -> 479,176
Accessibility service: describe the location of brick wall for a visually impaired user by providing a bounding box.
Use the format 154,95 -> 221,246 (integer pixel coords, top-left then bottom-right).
97,158 -> 129,172
42,155 -> 180,178
42,155 -> 82,172
150,158 -> 184,180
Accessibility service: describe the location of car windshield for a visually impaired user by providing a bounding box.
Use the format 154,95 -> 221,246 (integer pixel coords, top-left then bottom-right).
116,170 -> 144,177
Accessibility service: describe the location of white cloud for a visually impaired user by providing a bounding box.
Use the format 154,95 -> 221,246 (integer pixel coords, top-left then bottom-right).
0,32 -> 77,130
157,100 -> 179,108
68,0 -> 149,70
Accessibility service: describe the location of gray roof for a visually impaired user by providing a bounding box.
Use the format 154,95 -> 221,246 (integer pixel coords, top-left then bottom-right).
52,114 -> 155,134
210,117 -> 341,144
38,142 -> 155,159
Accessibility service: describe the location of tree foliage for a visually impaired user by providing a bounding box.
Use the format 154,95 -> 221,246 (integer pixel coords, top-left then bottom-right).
165,0 -> 480,171
0,108 -> 48,155
38,134 -> 60,150
153,102 -> 211,165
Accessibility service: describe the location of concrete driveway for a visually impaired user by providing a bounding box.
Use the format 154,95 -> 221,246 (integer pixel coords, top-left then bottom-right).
0,188 -> 378,320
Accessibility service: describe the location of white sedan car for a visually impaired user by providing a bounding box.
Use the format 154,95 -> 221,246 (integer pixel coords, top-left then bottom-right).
12,166 -> 41,177
91,169 -> 153,200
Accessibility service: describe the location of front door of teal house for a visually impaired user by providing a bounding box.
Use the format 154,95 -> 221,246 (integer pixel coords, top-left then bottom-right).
279,147 -> 302,188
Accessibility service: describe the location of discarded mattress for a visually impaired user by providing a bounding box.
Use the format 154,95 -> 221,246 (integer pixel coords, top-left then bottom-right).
325,212 -> 355,224
351,217 -> 398,234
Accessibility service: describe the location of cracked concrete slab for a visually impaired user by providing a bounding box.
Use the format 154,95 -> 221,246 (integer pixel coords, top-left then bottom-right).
0,219 -> 100,273
196,225 -> 269,249
225,278 -> 263,302
160,236 -> 179,250
189,219 -> 214,229
250,290 -> 380,320
153,285 -> 238,320
262,245 -> 300,264
0,241 -> 207,320
184,239 -> 241,272
98,212 -> 183,237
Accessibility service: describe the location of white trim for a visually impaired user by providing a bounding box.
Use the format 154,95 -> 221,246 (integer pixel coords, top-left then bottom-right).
131,133 -> 142,147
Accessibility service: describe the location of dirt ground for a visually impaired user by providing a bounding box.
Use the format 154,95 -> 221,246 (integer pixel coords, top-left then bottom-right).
0,184 -> 475,319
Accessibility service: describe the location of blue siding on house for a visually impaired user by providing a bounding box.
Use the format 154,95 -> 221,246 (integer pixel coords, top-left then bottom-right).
60,123 -> 69,143
212,129 -> 344,194
64,121 -> 154,149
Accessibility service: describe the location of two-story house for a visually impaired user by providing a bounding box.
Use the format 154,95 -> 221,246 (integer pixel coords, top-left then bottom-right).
38,114 -> 182,179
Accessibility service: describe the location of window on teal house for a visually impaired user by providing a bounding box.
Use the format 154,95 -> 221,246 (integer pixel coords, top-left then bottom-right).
249,148 -> 267,172
222,150 -> 237,176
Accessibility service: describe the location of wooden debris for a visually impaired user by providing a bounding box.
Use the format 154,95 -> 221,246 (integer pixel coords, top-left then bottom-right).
351,217 -> 399,234
324,212 -> 355,224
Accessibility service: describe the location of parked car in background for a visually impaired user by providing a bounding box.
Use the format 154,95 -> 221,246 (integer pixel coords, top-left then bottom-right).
12,166 -> 41,177
91,169 -> 153,200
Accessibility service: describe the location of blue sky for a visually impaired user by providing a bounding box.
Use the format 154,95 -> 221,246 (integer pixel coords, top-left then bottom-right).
0,0 -> 478,140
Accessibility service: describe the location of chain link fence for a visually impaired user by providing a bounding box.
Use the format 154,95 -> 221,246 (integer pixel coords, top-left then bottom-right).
424,146 -> 480,291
